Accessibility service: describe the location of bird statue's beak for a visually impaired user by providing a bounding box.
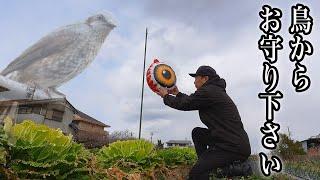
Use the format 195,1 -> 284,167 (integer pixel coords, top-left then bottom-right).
105,16 -> 117,28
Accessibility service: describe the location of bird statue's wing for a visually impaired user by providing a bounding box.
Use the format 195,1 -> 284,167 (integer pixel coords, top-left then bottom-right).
1,25 -> 82,76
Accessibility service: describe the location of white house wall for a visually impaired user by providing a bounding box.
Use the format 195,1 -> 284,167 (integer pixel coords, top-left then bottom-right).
16,114 -> 44,124
301,141 -> 308,152
43,106 -> 74,134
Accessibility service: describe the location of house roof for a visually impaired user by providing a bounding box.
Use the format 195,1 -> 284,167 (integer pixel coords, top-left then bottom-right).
0,98 -> 110,128
0,98 -> 78,113
74,110 -> 110,128
0,98 -> 66,105
166,140 -> 192,144
301,133 -> 320,142
310,134 -> 320,139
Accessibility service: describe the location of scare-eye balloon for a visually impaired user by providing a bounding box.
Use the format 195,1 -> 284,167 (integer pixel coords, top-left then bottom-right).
146,59 -> 176,93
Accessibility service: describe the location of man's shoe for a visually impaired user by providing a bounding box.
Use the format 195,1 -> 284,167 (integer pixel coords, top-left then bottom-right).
215,160 -> 253,178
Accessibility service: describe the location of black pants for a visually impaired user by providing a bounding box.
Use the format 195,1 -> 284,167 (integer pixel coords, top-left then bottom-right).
188,127 -> 247,180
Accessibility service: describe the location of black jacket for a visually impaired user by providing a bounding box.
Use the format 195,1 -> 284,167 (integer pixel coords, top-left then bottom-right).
163,78 -> 251,157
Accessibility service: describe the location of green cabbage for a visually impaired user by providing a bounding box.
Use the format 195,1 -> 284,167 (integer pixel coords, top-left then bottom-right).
98,139 -> 159,172
6,119 -> 92,179
156,147 -> 197,167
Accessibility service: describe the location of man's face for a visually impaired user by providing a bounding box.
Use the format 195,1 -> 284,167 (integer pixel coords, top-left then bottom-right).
194,76 -> 208,89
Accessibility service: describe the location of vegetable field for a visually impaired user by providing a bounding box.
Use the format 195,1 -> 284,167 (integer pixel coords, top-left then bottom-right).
284,156 -> 320,179
0,118 -> 197,179
0,117 -> 316,179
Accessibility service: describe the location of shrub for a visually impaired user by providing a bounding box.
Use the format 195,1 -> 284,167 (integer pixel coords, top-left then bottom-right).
108,130 -> 137,143
272,133 -> 306,160
156,147 -> 197,167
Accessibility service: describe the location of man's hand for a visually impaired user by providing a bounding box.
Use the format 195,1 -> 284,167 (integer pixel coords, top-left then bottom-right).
156,87 -> 169,98
168,85 -> 179,96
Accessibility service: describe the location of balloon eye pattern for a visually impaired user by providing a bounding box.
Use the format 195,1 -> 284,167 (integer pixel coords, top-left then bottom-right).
146,59 -> 176,93
154,64 -> 176,88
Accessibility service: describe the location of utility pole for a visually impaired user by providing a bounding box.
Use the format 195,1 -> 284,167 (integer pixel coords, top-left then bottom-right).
139,28 -> 148,139
287,126 -> 291,138
150,132 -> 154,143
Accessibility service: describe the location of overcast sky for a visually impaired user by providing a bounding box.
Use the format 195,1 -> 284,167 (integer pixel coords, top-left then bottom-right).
0,0 -> 319,154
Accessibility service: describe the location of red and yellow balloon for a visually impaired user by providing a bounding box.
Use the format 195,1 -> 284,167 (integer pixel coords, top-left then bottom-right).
146,59 -> 176,93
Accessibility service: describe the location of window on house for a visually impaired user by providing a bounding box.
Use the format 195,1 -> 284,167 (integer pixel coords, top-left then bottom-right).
40,108 -> 47,116
45,110 -> 52,119
18,105 -> 32,114
52,110 -> 64,122
32,106 -> 42,114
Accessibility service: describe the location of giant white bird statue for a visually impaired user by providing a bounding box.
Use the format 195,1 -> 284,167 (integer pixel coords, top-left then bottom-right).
0,13 -> 116,98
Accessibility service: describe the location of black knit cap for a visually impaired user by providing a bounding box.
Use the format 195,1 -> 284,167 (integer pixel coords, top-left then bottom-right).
189,66 -> 217,78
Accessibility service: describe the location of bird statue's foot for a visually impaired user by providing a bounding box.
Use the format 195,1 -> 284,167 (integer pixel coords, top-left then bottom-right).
26,80 -> 37,88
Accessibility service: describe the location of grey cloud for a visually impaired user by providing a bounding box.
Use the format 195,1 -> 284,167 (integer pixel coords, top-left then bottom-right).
143,0 -> 259,29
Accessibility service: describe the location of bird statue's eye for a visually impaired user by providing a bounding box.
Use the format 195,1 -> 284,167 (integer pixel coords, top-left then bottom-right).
154,64 -> 176,88
97,15 -> 104,20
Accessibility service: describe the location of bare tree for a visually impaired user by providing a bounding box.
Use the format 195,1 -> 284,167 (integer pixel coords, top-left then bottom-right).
156,139 -> 164,149
108,129 -> 137,143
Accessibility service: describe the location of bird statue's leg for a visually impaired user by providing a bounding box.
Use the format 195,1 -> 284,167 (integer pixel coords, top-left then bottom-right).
26,80 -> 38,99
44,88 -> 53,99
